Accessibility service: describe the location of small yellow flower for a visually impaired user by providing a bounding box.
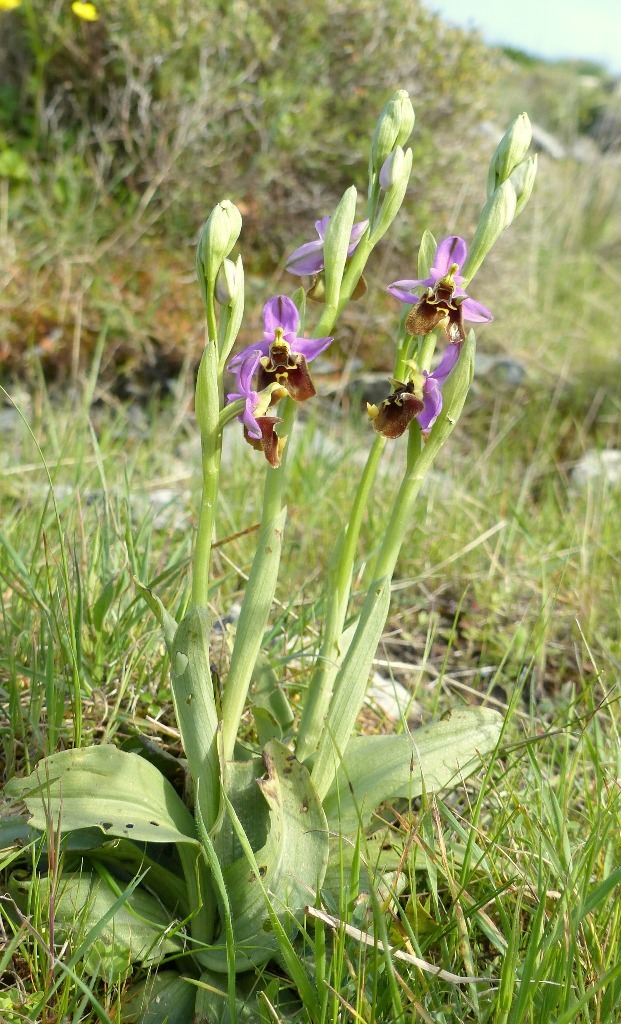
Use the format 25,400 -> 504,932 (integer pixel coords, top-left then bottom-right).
0,0 -> 22,11
71,1 -> 98,20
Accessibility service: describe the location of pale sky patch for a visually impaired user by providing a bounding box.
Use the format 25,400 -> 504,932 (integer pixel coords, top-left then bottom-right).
429,0 -> 621,74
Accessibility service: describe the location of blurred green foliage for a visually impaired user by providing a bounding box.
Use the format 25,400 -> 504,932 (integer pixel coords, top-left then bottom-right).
2,0 -> 621,398
0,0 -> 495,261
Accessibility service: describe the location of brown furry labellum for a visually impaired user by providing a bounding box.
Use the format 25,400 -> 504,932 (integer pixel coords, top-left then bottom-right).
257,351 -> 316,402
244,416 -> 287,467
367,381 -> 424,438
406,288 -> 465,343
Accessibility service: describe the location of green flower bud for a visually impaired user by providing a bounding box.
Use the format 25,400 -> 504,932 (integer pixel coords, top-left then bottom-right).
218,255 -> 245,364
379,145 -> 405,191
196,200 -> 242,291
462,180 -> 517,283
486,113 -> 532,197
369,147 -> 413,245
371,90 -> 415,172
215,257 -> 240,305
510,154 -> 537,217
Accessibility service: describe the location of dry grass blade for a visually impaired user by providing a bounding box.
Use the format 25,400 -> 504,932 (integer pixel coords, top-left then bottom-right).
305,906 -> 498,985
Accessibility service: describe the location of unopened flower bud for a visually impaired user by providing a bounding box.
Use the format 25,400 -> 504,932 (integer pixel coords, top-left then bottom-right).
215,258 -> 240,305
368,146 -> 413,245
379,146 -> 405,191
509,154 -> 537,217
197,200 -> 242,286
371,90 -> 415,172
487,113 -> 532,197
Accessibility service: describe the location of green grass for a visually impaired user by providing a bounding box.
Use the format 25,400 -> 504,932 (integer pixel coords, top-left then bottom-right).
2,3 -> 621,1019
1,340 -> 620,1020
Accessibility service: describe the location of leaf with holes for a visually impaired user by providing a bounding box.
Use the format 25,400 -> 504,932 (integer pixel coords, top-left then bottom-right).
5,745 -> 198,846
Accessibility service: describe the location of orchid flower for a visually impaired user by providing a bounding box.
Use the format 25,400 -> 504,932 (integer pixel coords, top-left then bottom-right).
228,295 -> 333,402
388,235 -> 492,342
367,343 -> 461,437
226,349 -> 287,467
285,216 -> 369,276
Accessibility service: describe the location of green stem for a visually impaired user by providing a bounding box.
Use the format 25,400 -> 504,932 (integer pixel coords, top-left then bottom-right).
262,398 -> 297,521
295,432 -> 386,761
192,340 -> 222,609
393,318 -> 415,381
372,429 -> 428,580
312,336 -> 475,799
220,399 -> 297,761
418,331 -> 437,372
374,332 -> 474,583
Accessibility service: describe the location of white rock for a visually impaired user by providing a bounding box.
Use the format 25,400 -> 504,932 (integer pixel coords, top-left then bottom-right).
366,671 -> 421,722
570,449 -> 621,489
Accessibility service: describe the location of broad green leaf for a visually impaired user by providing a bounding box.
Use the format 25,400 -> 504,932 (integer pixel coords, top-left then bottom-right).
311,576 -> 391,801
0,809 -> 40,851
89,837 -> 190,916
323,830 -> 417,897
193,968 -> 299,1024
221,507 -> 287,762
401,894 -> 440,935
322,825 -> 471,902
213,756 -> 266,870
5,745 -> 198,846
119,734 -> 186,788
171,607 -> 220,832
323,707 -> 503,835
250,653 -> 294,747
121,971 -> 197,1024
213,792 -> 322,1019
10,871 -> 184,981
193,967 -> 256,1024
200,739 -> 329,972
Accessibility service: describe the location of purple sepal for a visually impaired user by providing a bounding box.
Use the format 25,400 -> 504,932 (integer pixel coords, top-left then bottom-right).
226,349 -> 263,439
262,295 -> 300,338
285,216 -> 369,276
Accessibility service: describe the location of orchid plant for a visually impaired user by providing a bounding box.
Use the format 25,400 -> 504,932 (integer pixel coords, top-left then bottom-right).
5,96 -> 536,1022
